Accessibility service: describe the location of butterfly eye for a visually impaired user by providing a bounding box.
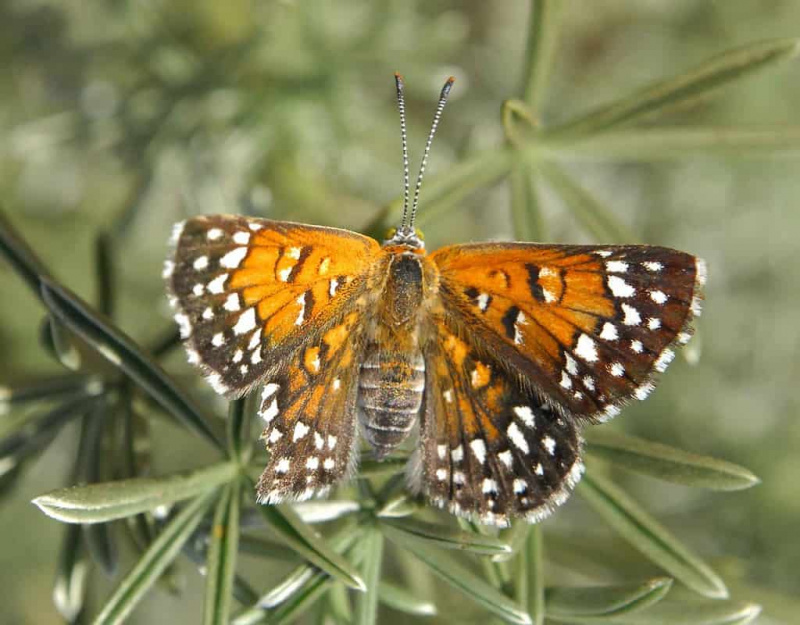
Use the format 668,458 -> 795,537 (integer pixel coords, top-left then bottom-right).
414,227 -> 425,241
385,227 -> 397,239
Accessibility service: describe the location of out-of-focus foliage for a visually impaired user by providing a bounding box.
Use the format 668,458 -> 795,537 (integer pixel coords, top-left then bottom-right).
1,1 -> 799,624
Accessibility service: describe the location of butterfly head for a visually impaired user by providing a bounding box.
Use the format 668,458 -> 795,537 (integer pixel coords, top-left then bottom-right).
382,225 -> 425,250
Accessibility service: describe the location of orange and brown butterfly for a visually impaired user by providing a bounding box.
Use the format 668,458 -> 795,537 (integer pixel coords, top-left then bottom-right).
164,75 -> 706,526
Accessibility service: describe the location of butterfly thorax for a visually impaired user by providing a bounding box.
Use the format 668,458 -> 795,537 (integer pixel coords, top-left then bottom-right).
357,244 -> 437,458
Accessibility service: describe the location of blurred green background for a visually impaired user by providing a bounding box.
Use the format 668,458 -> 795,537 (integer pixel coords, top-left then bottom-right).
1,1 -> 799,623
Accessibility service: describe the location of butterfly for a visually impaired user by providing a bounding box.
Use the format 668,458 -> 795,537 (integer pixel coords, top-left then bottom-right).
164,75 -> 706,526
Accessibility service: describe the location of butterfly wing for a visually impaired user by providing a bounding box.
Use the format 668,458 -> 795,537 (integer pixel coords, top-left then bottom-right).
165,215 -> 382,397
255,310 -> 365,503
429,243 -> 705,421
411,322 -> 583,526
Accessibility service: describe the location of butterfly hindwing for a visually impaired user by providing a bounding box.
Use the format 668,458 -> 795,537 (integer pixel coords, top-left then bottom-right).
430,243 -> 705,421
165,215 -> 381,397
255,310 -> 365,503
411,322 -> 583,526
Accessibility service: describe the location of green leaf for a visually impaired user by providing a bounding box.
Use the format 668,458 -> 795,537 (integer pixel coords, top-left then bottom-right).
39,278 -> 224,451
577,472 -> 728,599
548,598 -> 761,624
587,431 -> 760,491
53,524 -> 90,622
292,500 -> 361,524
33,461 -> 238,523
539,162 -> 637,243
380,517 -> 512,556
384,525 -> 532,625
378,581 -> 437,617
226,398 -> 252,464
548,38 -> 800,137
544,126 -> 800,161
493,519 -> 530,562
0,207 -> 53,298
354,528 -> 384,625
93,490 -> 217,625
510,161 -> 546,241
245,476 -> 366,592
521,0 -> 564,111
234,528 -> 360,625
546,578 -> 673,618
203,479 -> 241,625
526,524 -> 545,625
238,534 -> 300,563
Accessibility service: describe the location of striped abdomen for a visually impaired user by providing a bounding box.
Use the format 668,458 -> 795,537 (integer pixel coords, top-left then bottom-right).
358,347 -> 425,458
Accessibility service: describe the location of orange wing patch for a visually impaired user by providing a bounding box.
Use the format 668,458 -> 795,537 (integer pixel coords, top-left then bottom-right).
167,215 -> 382,396
430,243 -> 703,420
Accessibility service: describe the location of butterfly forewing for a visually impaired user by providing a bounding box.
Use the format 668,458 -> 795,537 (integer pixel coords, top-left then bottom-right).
412,323 -> 583,526
165,215 -> 381,397
430,243 -> 705,421
255,310 -> 365,503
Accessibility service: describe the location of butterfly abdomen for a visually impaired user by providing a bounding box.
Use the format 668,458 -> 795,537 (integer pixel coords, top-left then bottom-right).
358,347 -> 425,458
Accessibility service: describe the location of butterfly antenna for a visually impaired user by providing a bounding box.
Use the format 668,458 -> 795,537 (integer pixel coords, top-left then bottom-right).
395,73 -> 411,232
409,76 -> 455,229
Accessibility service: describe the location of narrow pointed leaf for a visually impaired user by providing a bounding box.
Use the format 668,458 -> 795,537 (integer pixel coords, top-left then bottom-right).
292,500 -> 361,524
238,534 -> 300,563
384,527 -> 532,625
203,479 -> 241,625
93,490 -> 217,625
235,530 -> 359,625
33,461 -> 237,523
380,517 -> 512,556
53,524 -> 90,622
548,598 -> 760,624
546,578 -> 673,618
544,126 -> 800,160
521,0 -> 564,111
539,163 -> 636,244
526,524 -> 545,625
227,398 -> 251,464
379,581 -> 436,617
494,520 -> 530,562
39,277 -> 223,450
354,528 -> 383,625
587,431 -> 760,490
578,472 -> 728,599
0,208 -> 53,297
245,476 -> 366,591
510,162 -> 546,241
549,38 -> 800,136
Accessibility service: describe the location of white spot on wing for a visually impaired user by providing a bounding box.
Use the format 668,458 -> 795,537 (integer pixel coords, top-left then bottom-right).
207,228 -> 223,241
220,247 -> 248,269
560,371 -> 572,389
477,293 -> 490,311
174,313 -> 191,338
655,348 -> 675,372
508,422 -> 529,453
162,261 -> 175,279
192,283 -> 204,296
608,276 -> 635,298
276,458 -> 290,473
542,436 -> 556,455
470,439 -> 487,464
575,334 -> 599,362
329,278 -> 338,297
323,458 -> 335,470
293,421 -> 310,441
437,445 -> 447,460
482,479 -> 498,494
451,445 -> 464,462
260,398 -> 279,422
295,293 -> 306,326
695,258 -> 707,286
608,362 -> 625,377
513,405 -> 535,428
202,307 -> 214,320
233,308 -> 257,335
606,260 -> 628,273
248,329 -> 262,350
287,246 -> 302,259
233,231 -> 250,245
193,256 -> 209,270
223,293 -> 240,312
207,274 -> 228,294
622,303 -> 642,326
599,322 -> 618,341
498,450 -> 513,468
630,340 -> 643,353
643,261 -> 663,272
278,267 -> 292,282
564,353 -> 578,375
650,290 -> 668,304
513,479 -> 527,493
647,317 -> 661,330
436,468 -> 447,481
635,382 -> 655,400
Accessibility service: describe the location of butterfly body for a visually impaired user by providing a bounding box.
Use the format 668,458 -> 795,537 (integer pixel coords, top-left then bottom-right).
165,215 -> 705,526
